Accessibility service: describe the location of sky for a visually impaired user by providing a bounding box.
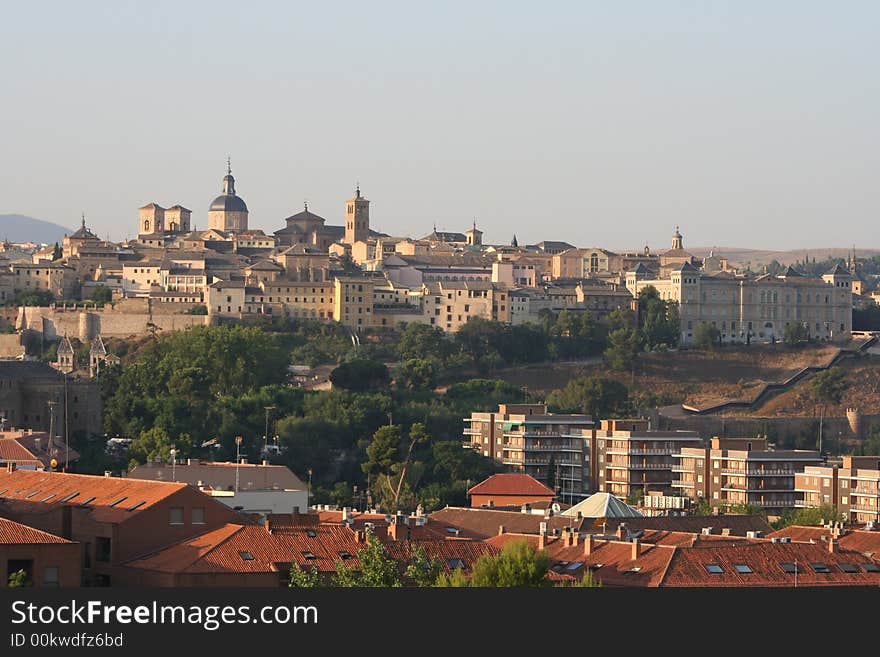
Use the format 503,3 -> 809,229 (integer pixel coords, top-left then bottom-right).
1,1 -> 878,250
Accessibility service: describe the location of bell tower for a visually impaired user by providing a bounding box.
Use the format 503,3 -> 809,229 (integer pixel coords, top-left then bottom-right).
344,185 -> 370,244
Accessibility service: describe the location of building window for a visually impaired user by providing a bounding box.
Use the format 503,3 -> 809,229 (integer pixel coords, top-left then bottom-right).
43,567 -> 60,587
96,537 -> 111,563
192,507 -> 206,524
169,507 -> 184,525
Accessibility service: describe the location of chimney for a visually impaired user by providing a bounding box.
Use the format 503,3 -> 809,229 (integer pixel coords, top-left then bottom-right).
584,534 -> 596,556
388,522 -> 399,541
538,522 -> 548,550
5,462 -> 15,473
571,529 -> 579,548
616,523 -> 627,540
187,458 -> 192,466
562,528 -> 573,548
262,459 -> 269,467
104,471 -> 111,477
498,525 -> 506,536
487,499 -> 494,508
828,538 -> 839,553
355,530 -> 367,543
264,516 -> 271,533
342,507 -> 351,522
631,537 -> 641,560
721,528 -> 731,536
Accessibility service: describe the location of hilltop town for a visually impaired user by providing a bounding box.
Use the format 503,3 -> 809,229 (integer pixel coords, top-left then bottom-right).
2,166 -> 880,589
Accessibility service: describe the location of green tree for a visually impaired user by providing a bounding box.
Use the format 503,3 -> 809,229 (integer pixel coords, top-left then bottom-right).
693,498 -> 713,516
395,358 -> 439,391
434,567 -> 470,587
362,423 -> 429,512
693,323 -> 721,350
810,367 -> 847,406
604,327 -> 642,371
7,569 -> 28,588
396,323 -> 450,362
626,487 -> 645,506
639,286 -> 680,349
187,304 -> 209,315
783,322 -> 809,347
129,427 -> 193,465
332,528 -> 401,587
289,564 -> 321,588
772,504 -> 843,529
469,539 -> 550,587
724,502 -> 765,516
52,242 -> 63,261
330,359 -> 390,392
405,545 -> 443,587
89,285 -> 113,304
15,288 -> 55,306
546,376 -> 629,418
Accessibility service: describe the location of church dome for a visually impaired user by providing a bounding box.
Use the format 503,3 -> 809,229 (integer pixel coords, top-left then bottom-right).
209,170 -> 248,213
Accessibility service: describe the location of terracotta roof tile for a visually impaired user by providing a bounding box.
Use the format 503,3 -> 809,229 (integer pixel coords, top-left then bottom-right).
429,506 -> 579,540
468,474 -> 555,498
0,469 -> 190,523
0,517 -> 72,544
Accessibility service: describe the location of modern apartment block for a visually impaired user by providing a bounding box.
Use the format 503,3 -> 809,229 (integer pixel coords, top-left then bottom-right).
463,404 -> 594,500
672,437 -> 822,511
795,456 -> 880,524
593,419 -> 702,498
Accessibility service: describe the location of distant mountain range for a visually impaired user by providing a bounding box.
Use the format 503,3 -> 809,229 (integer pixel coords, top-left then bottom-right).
687,246 -> 880,268
0,215 -> 73,244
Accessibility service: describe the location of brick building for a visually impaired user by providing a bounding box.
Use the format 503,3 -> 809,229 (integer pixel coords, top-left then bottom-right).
0,468 -> 244,586
672,437 -> 822,511
467,473 -> 556,508
463,404 -> 594,499
795,456 -> 880,524
0,516 -> 80,588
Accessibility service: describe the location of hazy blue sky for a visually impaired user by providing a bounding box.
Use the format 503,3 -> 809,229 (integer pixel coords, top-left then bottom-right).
2,1 -> 878,249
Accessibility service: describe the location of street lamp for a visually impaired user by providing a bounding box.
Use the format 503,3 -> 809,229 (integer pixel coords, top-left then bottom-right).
170,446 -> 177,482
263,405 -> 276,457
307,468 -> 313,508
234,436 -> 243,493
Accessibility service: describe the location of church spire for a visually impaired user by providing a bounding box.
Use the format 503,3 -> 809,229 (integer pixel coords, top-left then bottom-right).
81,212 -> 86,230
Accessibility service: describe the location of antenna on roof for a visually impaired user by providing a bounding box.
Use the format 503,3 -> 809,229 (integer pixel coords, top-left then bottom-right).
304,199 -> 309,212
81,212 -> 86,229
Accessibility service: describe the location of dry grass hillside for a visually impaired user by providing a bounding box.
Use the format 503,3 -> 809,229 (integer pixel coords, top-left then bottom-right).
494,343 -> 855,412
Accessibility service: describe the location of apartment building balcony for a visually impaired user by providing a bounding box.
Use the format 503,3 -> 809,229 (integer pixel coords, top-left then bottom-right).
524,457 -> 582,467
850,490 -> 879,498
501,458 -> 524,467
462,428 -> 483,436
671,479 -> 695,488
606,463 -> 671,471
721,468 -> 795,476
721,486 -> 794,493
500,443 -> 523,451
744,499 -> 794,508
605,448 -> 676,456
850,503 -> 880,513
523,443 -> 583,452
462,441 -> 480,450
671,465 -> 696,473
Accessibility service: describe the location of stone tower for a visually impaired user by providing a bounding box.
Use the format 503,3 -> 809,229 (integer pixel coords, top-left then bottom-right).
344,185 -> 370,244
465,221 -> 483,247
671,227 -> 683,250
55,335 -> 75,374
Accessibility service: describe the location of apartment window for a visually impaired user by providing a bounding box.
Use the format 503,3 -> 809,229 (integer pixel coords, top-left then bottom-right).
841,496 -> 848,505
697,475 -> 703,483
192,507 -> 206,524
169,507 -> 184,525
43,567 -> 60,587
96,537 -> 111,563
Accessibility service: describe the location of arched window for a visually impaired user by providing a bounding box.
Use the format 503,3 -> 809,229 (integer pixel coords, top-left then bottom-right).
144,220 -> 150,232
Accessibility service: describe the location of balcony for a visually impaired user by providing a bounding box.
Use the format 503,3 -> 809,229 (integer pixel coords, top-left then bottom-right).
721,486 -> 794,493
462,442 -> 480,450
500,444 -> 523,451
849,503 -> 880,513
746,499 -> 794,508
606,463 -> 671,470
672,479 -> 695,488
721,468 -> 795,476
671,466 -> 695,473
606,448 -> 675,456
850,490 -> 879,498
501,459 -> 524,467
524,443 -> 582,452
462,429 -> 483,437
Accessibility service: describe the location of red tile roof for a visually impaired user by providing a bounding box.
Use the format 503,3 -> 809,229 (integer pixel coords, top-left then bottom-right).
0,469 -> 191,523
767,525 -> 880,555
429,506 -> 577,539
0,517 -> 71,544
468,474 -> 555,498
0,432 -> 81,469
125,523 -> 496,578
